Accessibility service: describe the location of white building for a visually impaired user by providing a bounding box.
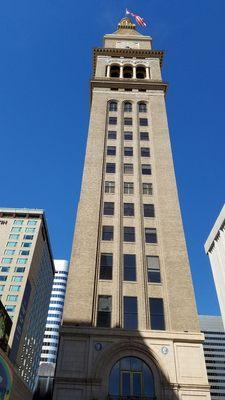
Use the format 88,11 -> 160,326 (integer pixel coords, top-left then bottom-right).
40,259 -> 69,368
205,204 -> 225,329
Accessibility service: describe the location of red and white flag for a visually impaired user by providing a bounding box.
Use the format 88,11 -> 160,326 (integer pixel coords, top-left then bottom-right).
126,9 -> 147,27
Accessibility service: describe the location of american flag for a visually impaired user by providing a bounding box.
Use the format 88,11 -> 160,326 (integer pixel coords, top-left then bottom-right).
126,9 -> 147,27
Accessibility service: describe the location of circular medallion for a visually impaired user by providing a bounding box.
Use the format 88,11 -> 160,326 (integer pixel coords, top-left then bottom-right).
95,342 -> 102,351
161,346 -> 169,355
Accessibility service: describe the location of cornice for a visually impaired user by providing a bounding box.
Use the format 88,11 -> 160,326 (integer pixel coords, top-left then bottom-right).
93,47 -> 164,73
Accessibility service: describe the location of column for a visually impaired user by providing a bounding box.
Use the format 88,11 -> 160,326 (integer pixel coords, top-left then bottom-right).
133,65 -> 136,79
146,67 -> 150,80
106,65 -> 110,78
119,65 -> 123,78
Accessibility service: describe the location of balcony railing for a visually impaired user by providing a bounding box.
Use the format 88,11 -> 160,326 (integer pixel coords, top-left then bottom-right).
107,396 -> 156,400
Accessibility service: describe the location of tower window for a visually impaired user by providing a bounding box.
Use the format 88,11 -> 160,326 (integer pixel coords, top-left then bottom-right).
109,101 -> 117,112
124,131 -> 133,140
124,254 -> 136,281
147,256 -> 161,283
141,147 -> 150,157
124,147 -> 133,157
145,228 -> 157,244
97,295 -> 112,327
124,102 -> 132,112
140,132 -> 149,141
143,204 -> 155,218
100,253 -> 113,280
103,202 -> 114,216
109,117 -> 117,125
136,66 -> 146,79
105,181 -> 115,194
142,164 -> 151,175
124,117 -> 132,126
107,146 -> 116,156
124,297 -> 138,329
102,226 -> 114,241
110,65 -> 120,78
139,102 -> 147,112
108,131 -> 117,140
106,163 -> 116,174
124,227 -> 135,242
140,118 -> 148,126
124,164 -> 133,174
123,66 -> 133,79
124,182 -> 134,194
149,298 -> 165,330
124,203 -> 134,217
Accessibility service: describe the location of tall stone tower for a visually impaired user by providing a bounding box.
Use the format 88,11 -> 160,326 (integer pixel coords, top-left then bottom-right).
53,18 -> 210,400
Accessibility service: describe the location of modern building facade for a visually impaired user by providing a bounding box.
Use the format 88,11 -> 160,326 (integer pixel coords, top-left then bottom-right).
54,18 -> 210,400
205,204 -> 225,329
0,208 -> 54,390
200,315 -> 225,399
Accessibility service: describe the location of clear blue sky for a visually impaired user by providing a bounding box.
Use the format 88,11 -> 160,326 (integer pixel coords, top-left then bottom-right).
0,0 -> 224,316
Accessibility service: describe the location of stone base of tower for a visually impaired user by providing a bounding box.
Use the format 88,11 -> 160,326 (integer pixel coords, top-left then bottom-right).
53,326 -> 211,400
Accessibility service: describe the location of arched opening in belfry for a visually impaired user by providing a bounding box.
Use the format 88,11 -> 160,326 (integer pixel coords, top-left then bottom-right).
123,65 -> 133,79
136,66 -> 146,79
110,65 -> 120,78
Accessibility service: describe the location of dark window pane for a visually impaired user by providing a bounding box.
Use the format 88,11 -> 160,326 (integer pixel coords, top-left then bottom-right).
124,254 -> 136,281
124,164 -> 133,174
109,117 -> 117,125
143,204 -> 155,217
124,227 -> 135,242
102,226 -> 114,241
122,372 -> 130,396
143,183 -> 153,195
139,103 -> 147,113
124,102 -> 132,112
124,182 -> 134,194
133,373 -> 142,396
140,118 -> 148,126
124,147 -> 133,157
141,147 -> 150,157
107,146 -> 116,156
145,228 -> 157,243
147,256 -> 161,283
109,101 -> 117,112
124,118 -> 132,126
103,202 -> 114,216
97,295 -> 112,327
142,164 -> 151,175
106,163 -> 116,173
140,132 -> 149,141
124,131 -> 133,140
124,203 -> 134,216
124,296 -> 138,329
149,298 -> 165,330
108,131 -> 117,140
100,253 -> 113,280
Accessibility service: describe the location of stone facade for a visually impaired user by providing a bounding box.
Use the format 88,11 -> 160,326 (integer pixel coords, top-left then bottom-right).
53,18 -> 211,400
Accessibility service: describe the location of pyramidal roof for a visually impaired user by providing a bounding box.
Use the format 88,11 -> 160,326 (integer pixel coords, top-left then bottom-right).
112,17 -> 143,36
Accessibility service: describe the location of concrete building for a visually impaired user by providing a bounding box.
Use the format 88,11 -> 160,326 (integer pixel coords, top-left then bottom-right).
0,207 -> 54,391
200,315 -> 225,399
53,18 -> 210,400
205,204 -> 225,329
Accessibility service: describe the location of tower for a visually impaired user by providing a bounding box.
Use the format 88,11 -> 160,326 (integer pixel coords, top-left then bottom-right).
54,18 -> 210,400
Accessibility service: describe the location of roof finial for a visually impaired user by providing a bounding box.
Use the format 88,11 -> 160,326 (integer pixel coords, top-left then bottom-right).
118,17 -> 136,31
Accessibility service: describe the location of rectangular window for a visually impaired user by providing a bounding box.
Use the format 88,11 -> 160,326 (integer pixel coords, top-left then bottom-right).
143,204 -> 155,218
141,147 -> 150,157
107,146 -> 116,156
108,131 -> 117,140
103,202 -> 114,216
102,226 -> 114,241
145,228 -> 157,244
124,164 -> 133,174
7,242 -> 17,247
97,295 -> 112,327
23,235 -> 33,240
124,227 -> 135,242
124,254 -> 136,281
109,117 -> 117,125
0,285 -> 5,292
124,203 -> 134,217
143,183 -> 153,195
9,234 -> 19,240
142,164 -> 151,175
17,258 -> 27,264
14,220 -> 23,226
0,276 -> 7,281
124,182 -> 134,195
99,253 -> 113,280
1,258 -> 12,264
19,250 -> 30,256
27,220 -> 37,226
5,305 -> 16,312
124,297 -> 138,329
9,285 -> 21,292
0,267 -> 10,272
124,147 -> 133,157
139,118 -> 148,126
106,163 -> 116,174
11,276 -> 23,282
4,250 -> 15,255
149,298 -> 165,330
147,256 -> 161,283
25,228 -> 35,233
105,181 -> 115,194
14,267 -> 25,273
7,295 -> 18,301
124,131 -> 133,141
11,227 -> 21,233
140,132 -> 149,141
21,242 -> 32,248
124,118 -> 132,126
